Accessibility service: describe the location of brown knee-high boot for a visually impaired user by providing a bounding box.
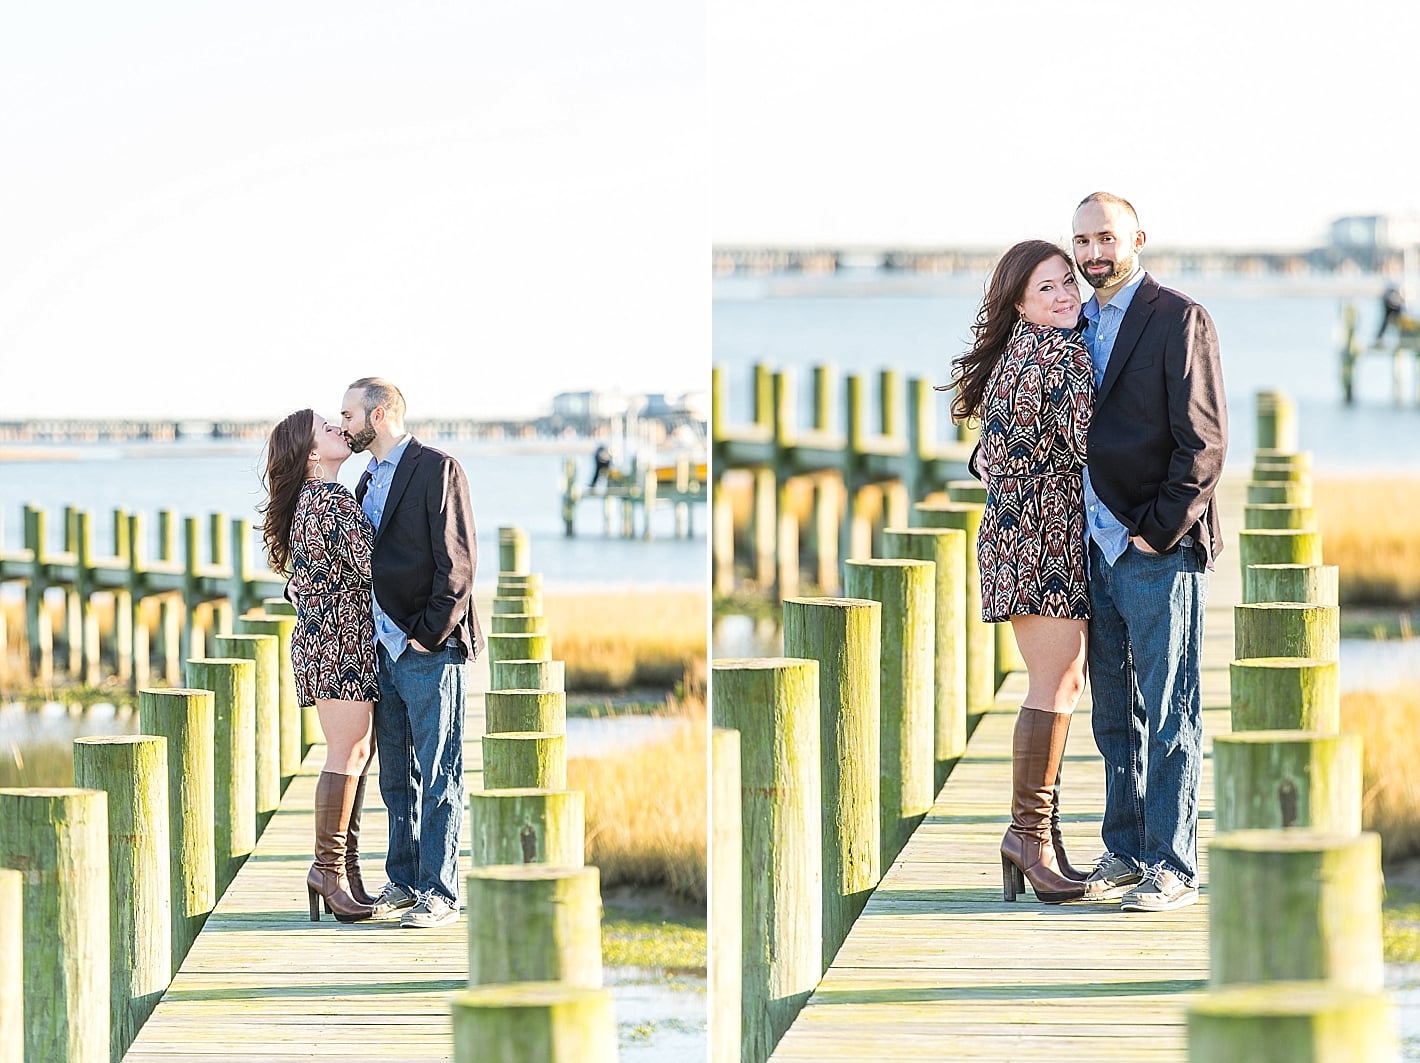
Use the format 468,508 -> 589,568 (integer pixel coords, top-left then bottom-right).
1052,768 -> 1088,882
1001,707 -> 1086,904
344,772 -> 377,906
308,771 -> 375,922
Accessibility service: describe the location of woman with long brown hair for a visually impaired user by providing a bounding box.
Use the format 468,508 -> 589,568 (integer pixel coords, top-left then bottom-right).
261,408 -> 379,922
943,239 -> 1095,904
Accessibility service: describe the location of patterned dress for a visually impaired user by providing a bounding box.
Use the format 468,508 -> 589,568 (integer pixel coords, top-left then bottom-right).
288,480 -> 379,707
975,320 -> 1095,622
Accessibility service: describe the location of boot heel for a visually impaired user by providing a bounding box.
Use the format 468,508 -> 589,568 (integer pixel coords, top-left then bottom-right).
308,886 -> 321,922
1001,855 -> 1024,901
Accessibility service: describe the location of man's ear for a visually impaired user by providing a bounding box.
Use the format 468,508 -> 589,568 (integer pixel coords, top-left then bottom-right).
1134,228 -> 1147,253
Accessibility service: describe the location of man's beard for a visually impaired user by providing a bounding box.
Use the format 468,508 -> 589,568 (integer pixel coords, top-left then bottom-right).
344,420 -> 376,453
1076,253 -> 1136,290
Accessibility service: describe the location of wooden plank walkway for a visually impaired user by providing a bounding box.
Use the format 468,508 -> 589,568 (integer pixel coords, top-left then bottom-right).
124,622 -> 494,1062
769,477 -> 1248,1062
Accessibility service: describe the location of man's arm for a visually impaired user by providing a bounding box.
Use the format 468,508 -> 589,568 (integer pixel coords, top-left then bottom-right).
1137,302 -> 1227,552
412,455 -> 476,650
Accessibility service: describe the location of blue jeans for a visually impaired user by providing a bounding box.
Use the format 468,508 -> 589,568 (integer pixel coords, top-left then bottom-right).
1088,538 -> 1207,883
375,641 -> 468,906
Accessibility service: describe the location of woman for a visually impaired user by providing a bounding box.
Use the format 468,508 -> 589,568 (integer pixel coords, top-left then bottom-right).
945,239 -> 1094,904
260,409 -> 379,923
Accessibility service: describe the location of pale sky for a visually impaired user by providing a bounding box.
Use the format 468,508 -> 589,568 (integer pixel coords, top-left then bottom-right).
0,3 -> 707,419
710,1 -> 1420,251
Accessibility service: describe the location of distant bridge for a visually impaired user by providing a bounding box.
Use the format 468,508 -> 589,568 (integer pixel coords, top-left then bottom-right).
0,408 -> 706,446
712,244 -> 1409,279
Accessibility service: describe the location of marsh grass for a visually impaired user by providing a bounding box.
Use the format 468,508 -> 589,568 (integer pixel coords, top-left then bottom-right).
544,589 -> 705,691
1341,685 -> 1420,863
567,685 -> 706,905
1315,476 -> 1420,605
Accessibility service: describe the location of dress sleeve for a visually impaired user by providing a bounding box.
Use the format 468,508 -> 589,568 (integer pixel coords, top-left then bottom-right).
1058,336 -> 1095,466
330,487 -> 374,582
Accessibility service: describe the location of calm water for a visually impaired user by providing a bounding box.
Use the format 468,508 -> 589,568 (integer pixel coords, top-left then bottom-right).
0,440 -> 705,588
714,270 -> 1420,473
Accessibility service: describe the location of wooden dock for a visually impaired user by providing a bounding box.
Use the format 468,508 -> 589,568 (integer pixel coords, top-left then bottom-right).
767,477 -> 1247,1062
122,641 -> 493,1061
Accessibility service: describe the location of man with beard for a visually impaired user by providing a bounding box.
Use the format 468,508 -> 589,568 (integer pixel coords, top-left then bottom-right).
1069,193 -> 1227,912
340,376 -> 482,928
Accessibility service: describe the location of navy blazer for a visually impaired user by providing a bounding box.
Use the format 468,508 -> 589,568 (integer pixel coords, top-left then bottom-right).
1085,272 -> 1228,567
356,437 -> 483,658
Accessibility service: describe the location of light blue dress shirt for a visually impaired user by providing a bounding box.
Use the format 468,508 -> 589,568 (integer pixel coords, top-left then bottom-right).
1081,269 -> 1147,566
361,434 -> 412,660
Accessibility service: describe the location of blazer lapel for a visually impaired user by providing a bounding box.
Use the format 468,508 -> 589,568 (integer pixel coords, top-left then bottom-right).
374,437 -> 422,544
1096,273 -> 1158,402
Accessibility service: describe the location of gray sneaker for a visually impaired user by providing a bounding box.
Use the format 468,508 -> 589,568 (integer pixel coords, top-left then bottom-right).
1081,852 -> 1144,900
371,882 -> 417,919
1120,863 -> 1198,912
400,892 -> 458,929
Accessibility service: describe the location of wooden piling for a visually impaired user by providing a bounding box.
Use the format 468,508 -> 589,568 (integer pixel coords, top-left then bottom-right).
185,657 -> 257,892
711,658 -> 822,1063
490,613 -> 548,635
1245,480 -> 1312,506
487,632 -> 552,665
73,735 -> 172,1059
1243,563 -> 1339,606
1237,529 -> 1323,578
1213,731 -> 1362,834
234,614 -> 301,779
492,595 -> 542,615
138,688 -> 216,972
844,558 -> 935,867
465,865 -> 602,988
497,526 -> 530,575
1234,604 -> 1339,661
782,597 -> 881,972
490,659 -> 566,693
1242,504 -> 1316,530
1209,829 -> 1383,990
710,727 -> 742,1063
485,690 -> 567,734
451,983 -> 617,1063
913,500 -> 995,727
481,732 -> 567,790
468,788 -> 584,867
1188,982 -> 1397,1062
1229,657 -> 1339,732
0,869 -> 21,1063
1253,391 -> 1298,451
882,527 -> 968,785
0,788 -> 110,1063
213,633 -> 281,819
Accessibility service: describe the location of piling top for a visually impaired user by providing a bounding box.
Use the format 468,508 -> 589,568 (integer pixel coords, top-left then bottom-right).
1211,828 -> 1379,853
1230,657 -> 1337,668
452,982 -> 609,1007
1189,980 -> 1390,1016
73,734 -> 167,748
782,596 -> 880,609
487,688 -> 563,697
1213,730 -> 1350,745
882,525 -> 965,539
467,864 -> 598,883
711,656 -> 818,671
1234,603 -> 1334,612
482,731 -> 560,740
0,786 -> 106,798
468,787 -> 576,798
139,687 -> 217,698
843,558 -> 935,570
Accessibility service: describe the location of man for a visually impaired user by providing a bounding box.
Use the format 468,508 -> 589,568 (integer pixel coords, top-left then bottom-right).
340,377 -> 483,928
1071,193 -> 1227,912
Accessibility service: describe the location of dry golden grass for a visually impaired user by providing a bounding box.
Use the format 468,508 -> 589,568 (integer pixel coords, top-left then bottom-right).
543,588 -> 706,691
1341,685 -> 1420,863
566,685 -> 707,905
1314,476 -> 1420,605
